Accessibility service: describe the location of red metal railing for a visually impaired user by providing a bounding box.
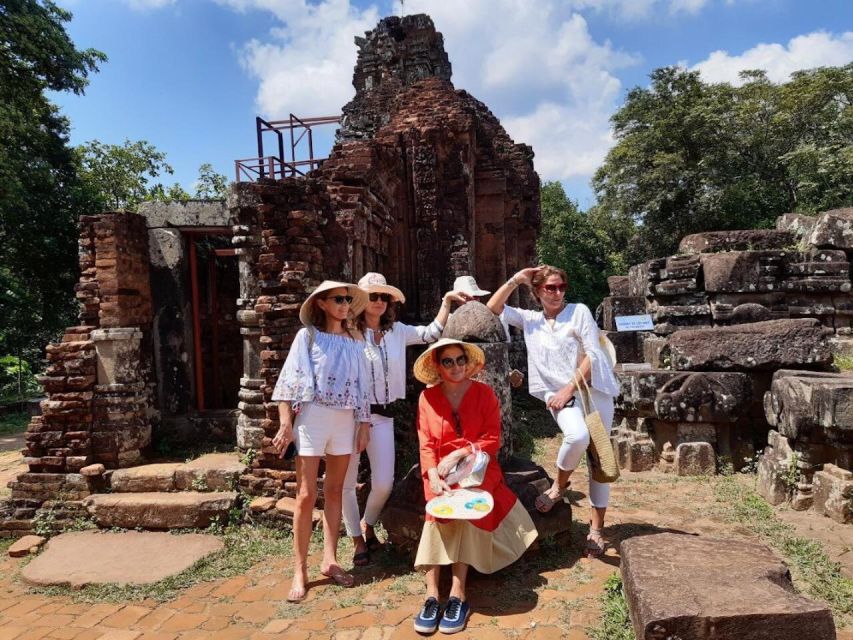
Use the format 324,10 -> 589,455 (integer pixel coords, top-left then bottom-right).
235,114 -> 341,182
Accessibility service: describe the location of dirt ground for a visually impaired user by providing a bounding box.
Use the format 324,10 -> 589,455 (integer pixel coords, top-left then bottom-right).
0,435 -> 850,639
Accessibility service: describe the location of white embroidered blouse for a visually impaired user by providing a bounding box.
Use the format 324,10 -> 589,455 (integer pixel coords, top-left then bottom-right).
501,303 -> 620,401
364,320 -> 443,405
271,328 -> 371,422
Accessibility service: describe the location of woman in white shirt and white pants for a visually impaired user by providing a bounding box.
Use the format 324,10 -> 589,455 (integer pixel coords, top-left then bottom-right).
487,265 -> 620,557
343,272 -> 470,565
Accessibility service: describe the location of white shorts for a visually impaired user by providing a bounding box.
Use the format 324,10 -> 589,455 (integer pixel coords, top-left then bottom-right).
294,402 -> 356,457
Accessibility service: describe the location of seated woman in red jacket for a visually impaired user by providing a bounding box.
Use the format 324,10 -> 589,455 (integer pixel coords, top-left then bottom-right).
412,338 -> 538,635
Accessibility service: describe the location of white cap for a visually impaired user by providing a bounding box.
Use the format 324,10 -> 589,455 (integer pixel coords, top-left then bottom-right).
453,275 -> 491,297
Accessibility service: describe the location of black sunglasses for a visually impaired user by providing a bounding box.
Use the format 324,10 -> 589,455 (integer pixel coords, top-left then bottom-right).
369,293 -> 393,303
541,283 -> 567,293
325,295 -> 353,305
440,354 -> 469,369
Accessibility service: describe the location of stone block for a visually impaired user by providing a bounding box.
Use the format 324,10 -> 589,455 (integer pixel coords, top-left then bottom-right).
607,276 -> 629,296
675,442 -> 715,476
84,491 -> 237,529
679,229 -> 796,254
757,430 -> 795,505
654,371 -> 751,423
764,370 -> 853,444
617,369 -> 751,423
807,207 -> 853,250
669,319 -> 831,371
620,533 -> 836,640
8,535 -> 46,557
109,463 -> 180,492
777,212 -> 817,240
812,464 -> 853,524
604,330 -> 643,364
601,296 -> 646,331
701,250 -> 788,293
174,453 -> 246,491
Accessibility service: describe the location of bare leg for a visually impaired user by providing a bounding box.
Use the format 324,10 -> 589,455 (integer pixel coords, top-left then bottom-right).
291,455 -> 321,600
449,563 -> 469,601
320,453 -> 354,585
425,565 -> 440,599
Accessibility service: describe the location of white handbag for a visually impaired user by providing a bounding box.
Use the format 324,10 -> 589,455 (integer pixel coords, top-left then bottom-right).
445,442 -> 490,488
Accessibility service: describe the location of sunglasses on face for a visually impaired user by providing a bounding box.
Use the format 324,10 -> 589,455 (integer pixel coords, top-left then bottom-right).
325,295 -> 353,305
440,354 -> 469,369
541,284 -> 567,294
369,293 -> 393,303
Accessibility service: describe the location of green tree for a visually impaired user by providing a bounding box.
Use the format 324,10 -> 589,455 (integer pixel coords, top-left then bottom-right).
537,181 -> 612,307
0,1 -> 106,368
593,64 -> 853,264
194,163 -> 229,199
76,139 -> 175,210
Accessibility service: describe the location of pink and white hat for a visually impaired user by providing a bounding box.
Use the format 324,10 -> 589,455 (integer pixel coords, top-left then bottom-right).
357,272 -> 406,304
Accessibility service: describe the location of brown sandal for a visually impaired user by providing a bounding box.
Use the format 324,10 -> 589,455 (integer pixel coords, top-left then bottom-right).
535,482 -> 570,513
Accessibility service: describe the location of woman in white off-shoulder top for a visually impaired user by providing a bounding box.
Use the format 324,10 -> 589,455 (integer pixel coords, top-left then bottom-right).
271,280 -> 372,602
487,265 -> 619,558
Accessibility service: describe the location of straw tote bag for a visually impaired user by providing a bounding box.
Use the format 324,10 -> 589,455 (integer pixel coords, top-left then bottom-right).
576,376 -> 620,483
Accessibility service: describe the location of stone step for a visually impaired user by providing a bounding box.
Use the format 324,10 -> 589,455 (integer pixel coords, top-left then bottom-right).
83,491 -> 237,529
109,453 -> 246,493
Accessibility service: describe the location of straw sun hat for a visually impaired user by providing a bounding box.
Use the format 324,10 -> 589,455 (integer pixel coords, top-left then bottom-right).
357,272 -> 406,303
413,338 -> 486,385
298,280 -> 368,327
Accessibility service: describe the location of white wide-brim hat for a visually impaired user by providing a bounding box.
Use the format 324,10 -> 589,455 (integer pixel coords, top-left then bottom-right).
453,275 -> 490,297
357,272 -> 406,303
298,280 -> 368,327
413,338 -> 486,385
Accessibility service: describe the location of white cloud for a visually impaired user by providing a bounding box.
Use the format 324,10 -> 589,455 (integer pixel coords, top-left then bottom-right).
403,0 -> 638,180
692,31 -> 853,85
564,0 -> 711,20
215,0 -> 380,116
125,0 -> 176,10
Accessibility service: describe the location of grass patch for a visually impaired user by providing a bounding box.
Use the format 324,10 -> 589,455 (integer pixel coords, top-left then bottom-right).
0,411 -> 29,436
588,573 -> 635,640
833,354 -> 853,372
713,476 -> 853,624
27,524 -> 293,603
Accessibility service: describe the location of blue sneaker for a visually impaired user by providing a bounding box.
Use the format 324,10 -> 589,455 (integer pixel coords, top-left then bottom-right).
438,597 -> 470,634
414,597 -> 441,634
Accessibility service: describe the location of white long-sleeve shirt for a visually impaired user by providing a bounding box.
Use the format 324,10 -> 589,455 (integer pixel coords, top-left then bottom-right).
501,303 -> 619,401
364,320 -> 443,405
271,328 -> 371,421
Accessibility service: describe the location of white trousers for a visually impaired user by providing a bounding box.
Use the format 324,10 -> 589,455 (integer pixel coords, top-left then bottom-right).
549,389 -> 615,509
342,414 -> 395,537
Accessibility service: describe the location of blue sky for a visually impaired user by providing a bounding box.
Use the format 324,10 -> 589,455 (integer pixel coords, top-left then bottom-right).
54,0 -> 853,208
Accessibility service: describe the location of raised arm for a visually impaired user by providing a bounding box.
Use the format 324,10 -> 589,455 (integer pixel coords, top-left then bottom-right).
486,267 -> 540,315
433,290 -> 472,327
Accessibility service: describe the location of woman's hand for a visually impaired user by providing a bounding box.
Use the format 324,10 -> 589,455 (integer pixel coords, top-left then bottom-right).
512,267 -> 541,287
273,422 -> 294,458
436,448 -> 468,477
355,422 -> 371,453
546,384 -> 576,411
429,474 -> 453,496
443,290 -> 472,306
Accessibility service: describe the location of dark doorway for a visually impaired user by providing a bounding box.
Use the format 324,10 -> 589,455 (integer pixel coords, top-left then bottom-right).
186,230 -> 241,411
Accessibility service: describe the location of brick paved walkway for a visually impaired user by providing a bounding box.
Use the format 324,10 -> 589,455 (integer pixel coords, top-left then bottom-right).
0,544 -> 614,639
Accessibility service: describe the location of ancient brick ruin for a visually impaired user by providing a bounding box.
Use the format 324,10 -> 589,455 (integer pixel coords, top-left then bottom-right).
1,14 -> 541,536
604,208 -> 853,523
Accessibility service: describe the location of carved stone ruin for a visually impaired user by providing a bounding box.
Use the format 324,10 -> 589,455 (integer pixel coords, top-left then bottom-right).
605,207 -> 853,525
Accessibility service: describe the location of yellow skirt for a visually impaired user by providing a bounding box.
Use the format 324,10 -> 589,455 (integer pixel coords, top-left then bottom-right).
414,500 -> 538,574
